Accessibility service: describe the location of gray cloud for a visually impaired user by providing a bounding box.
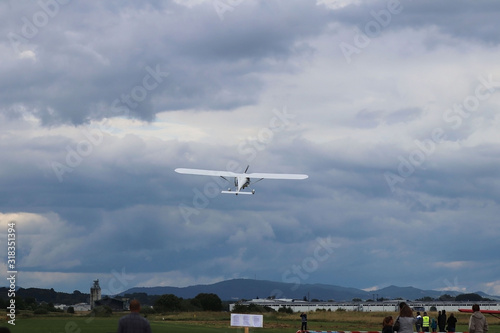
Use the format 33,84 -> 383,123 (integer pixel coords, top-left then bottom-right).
1,0 -> 500,296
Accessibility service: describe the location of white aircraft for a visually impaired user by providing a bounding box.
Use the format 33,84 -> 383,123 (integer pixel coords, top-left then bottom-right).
174,165 -> 308,195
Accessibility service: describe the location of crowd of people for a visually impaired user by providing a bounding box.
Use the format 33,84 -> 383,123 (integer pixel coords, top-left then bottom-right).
381,303 -> 489,333
298,303 -> 490,333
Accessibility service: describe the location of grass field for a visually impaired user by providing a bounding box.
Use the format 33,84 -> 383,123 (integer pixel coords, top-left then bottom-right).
2,311 -> 499,333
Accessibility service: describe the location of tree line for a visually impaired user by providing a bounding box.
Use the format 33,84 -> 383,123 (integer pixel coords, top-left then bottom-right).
0,289 -> 225,314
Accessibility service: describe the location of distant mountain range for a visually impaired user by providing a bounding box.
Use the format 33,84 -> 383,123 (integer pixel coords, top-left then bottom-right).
3,279 -> 498,305
120,278 -> 499,302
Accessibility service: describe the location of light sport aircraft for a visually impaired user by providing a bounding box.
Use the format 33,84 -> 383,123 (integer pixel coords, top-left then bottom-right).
459,308 -> 500,319
174,165 -> 308,195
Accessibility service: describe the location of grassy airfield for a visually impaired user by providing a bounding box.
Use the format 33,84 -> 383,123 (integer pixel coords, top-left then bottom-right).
3,310 -> 500,333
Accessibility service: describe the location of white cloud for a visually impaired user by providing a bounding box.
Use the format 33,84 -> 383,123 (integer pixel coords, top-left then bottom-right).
433,261 -> 472,270
482,280 -> 500,297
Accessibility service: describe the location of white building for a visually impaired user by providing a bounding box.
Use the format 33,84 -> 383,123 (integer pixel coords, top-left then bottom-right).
72,303 -> 91,311
230,299 -> 500,313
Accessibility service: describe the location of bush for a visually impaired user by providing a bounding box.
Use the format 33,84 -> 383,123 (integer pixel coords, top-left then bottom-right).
154,294 -> 182,313
192,293 -> 222,311
34,307 -> 49,315
278,306 -> 293,314
140,306 -> 156,315
90,305 -> 113,317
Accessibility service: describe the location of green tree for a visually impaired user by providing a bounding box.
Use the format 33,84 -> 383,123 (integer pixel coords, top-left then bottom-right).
14,296 -> 27,310
34,307 -> 49,315
91,305 -> 112,317
154,294 -> 182,312
24,297 -> 37,307
192,293 -> 222,311
455,293 -> 482,302
438,294 -> 455,301
416,296 -> 434,302
278,306 -> 293,314
124,292 -> 151,306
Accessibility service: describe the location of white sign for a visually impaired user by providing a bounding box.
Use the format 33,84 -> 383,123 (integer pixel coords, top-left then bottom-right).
230,313 -> 263,328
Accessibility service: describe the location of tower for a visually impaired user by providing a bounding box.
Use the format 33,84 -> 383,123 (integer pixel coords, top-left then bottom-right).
90,279 -> 101,309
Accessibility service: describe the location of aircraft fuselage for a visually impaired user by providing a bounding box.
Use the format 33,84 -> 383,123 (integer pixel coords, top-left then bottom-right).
236,176 -> 250,191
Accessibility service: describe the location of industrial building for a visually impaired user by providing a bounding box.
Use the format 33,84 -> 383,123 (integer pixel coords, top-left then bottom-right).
90,279 -> 102,309
95,296 -> 129,311
230,299 -> 500,313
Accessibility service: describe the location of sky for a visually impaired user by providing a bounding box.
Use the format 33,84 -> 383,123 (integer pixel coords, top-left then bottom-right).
1,0 -> 500,298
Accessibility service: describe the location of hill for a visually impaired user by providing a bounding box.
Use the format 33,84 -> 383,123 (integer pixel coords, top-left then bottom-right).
375,285 -> 461,300
3,279 -> 498,304
0,287 -> 88,304
120,278 -> 472,302
120,278 -> 370,301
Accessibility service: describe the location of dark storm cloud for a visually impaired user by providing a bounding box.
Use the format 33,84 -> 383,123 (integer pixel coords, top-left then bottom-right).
332,0 -> 500,45
1,0 -> 500,296
1,0 -> 330,125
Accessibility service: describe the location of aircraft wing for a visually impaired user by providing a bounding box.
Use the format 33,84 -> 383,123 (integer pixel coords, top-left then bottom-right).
245,172 -> 308,180
175,168 -> 308,180
175,168 -> 238,178
459,309 -> 500,314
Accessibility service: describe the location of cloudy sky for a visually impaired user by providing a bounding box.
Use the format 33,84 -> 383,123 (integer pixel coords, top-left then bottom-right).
1,0 -> 500,298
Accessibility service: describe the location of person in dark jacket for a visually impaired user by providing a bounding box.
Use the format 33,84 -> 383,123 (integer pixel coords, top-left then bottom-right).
446,313 -> 457,332
416,312 -> 423,332
300,312 -> 308,331
438,310 -> 447,332
117,300 -> 151,333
